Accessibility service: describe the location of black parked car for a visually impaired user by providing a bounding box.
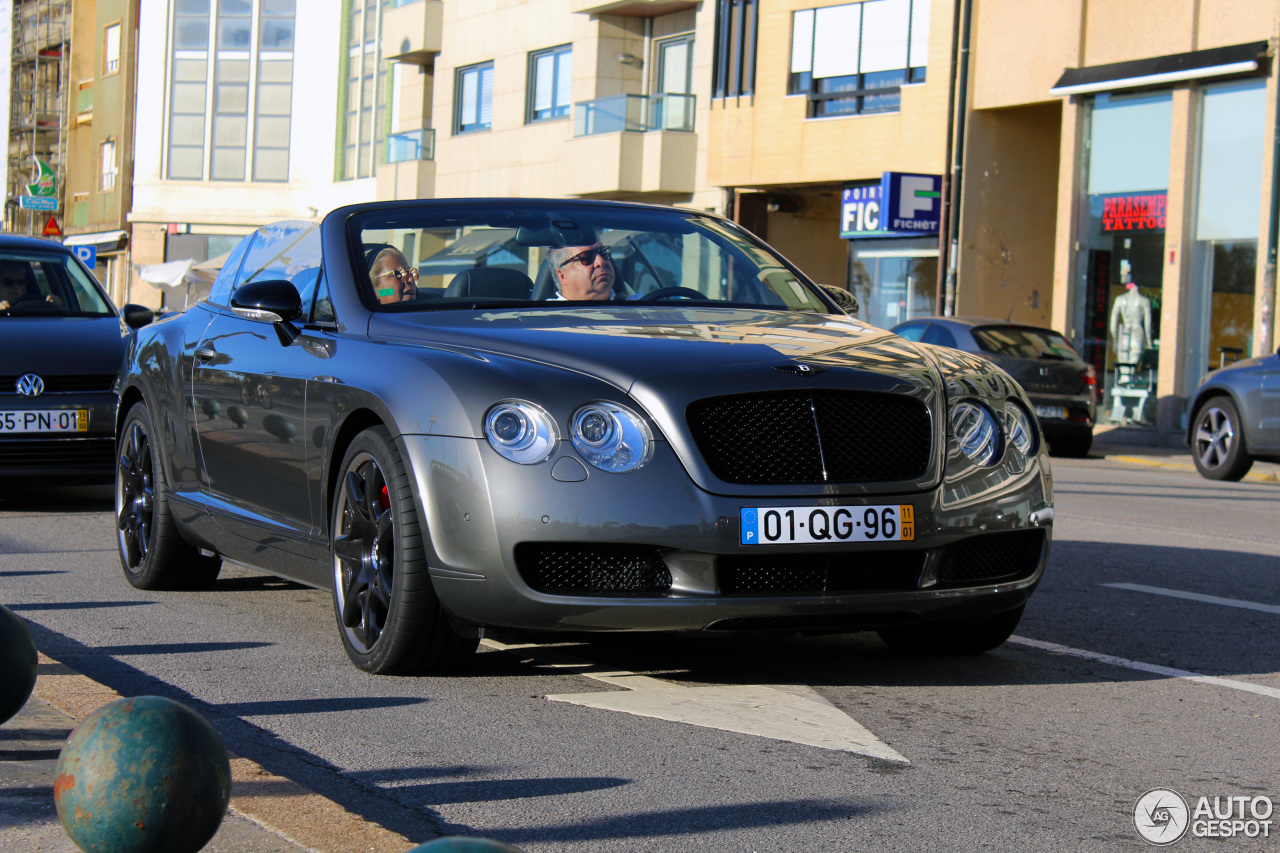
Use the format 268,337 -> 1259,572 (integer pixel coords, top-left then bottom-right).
114,200 -> 1054,675
892,317 -> 1098,457
1186,348 -> 1280,480
0,234 -> 151,484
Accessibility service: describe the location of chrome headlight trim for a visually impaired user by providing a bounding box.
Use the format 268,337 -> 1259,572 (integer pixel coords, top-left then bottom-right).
484,399 -> 559,464
570,402 -> 653,473
950,400 -> 1002,467
1001,400 -> 1038,458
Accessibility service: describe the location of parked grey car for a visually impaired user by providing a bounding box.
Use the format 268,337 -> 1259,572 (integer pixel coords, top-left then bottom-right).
891,317 -> 1098,458
1186,349 -> 1280,480
0,234 -> 151,484
115,199 -> 1054,675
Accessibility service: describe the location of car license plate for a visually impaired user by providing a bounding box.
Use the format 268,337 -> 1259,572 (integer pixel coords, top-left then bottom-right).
741,504 -> 914,545
1033,405 -> 1068,420
0,409 -> 88,433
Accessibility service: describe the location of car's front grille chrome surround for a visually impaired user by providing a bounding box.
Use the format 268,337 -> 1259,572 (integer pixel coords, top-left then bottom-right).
686,390 -> 932,485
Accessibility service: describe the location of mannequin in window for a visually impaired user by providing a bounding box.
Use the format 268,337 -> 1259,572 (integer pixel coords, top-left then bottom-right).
1110,280 -> 1152,368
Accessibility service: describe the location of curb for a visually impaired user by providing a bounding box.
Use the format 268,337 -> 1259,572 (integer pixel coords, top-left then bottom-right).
1106,455 -> 1280,484
32,652 -> 414,853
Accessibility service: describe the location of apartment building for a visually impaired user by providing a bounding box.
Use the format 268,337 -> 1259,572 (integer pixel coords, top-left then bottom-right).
128,0 -> 377,309
62,0 -> 136,305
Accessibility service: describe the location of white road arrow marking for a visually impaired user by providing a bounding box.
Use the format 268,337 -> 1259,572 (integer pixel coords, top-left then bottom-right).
482,639 -> 908,763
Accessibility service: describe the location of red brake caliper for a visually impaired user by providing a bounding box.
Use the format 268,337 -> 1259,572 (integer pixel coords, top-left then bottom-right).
380,484 -> 390,511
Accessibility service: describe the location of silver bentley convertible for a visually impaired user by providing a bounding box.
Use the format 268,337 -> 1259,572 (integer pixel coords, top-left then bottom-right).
114,199 -> 1054,674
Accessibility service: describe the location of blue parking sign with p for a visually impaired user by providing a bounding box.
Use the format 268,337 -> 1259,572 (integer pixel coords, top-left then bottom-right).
72,245 -> 96,267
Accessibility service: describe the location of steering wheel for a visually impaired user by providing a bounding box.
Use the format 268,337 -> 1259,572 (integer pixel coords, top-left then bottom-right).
638,286 -> 706,302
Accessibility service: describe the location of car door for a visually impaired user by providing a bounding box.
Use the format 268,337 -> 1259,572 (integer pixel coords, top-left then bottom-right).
1253,352 -> 1280,449
190,222 -> 324,564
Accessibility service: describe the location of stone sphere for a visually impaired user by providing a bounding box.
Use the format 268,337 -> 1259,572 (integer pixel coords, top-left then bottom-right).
54,695 -> 231,853
0,604 -> 37,725
407,838 -> 527,852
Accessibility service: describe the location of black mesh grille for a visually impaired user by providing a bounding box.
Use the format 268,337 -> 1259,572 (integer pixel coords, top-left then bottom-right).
687,391 -> 931,485
0,438 -> 116,472
0,375 -> 115,394
516,544 -> 673,596
938,530 -> 1045,586
719,550 -> 925,595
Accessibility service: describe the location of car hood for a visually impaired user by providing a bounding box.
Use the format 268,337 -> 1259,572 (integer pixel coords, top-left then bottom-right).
0,315 -> 125,377
369,306 -> 937,390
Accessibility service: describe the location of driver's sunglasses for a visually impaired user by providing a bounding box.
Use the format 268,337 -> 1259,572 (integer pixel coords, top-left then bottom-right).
559,246 -> 611,268
373,266 -> 419,284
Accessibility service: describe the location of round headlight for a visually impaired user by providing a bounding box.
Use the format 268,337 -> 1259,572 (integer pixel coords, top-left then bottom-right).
1002,402 -> 1036,457
484,400 -> 558,464
950,401 -> 1001,467
570,402 -> 653,473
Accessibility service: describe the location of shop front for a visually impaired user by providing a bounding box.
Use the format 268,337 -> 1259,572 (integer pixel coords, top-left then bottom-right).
1056,42 -> 1273,434
841,173 -> 942,329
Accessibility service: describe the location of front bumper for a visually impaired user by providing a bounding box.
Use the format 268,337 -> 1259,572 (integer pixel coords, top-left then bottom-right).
0,392 -> 117,482
401,435 -> 1054,634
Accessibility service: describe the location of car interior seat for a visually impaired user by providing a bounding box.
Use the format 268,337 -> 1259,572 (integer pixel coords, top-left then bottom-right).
444,267 -> 534,300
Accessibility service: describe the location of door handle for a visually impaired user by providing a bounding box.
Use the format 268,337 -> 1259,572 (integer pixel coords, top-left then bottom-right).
194,345 -> 217,363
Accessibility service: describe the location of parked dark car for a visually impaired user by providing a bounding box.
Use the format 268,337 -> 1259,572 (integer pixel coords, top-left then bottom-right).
115,200 -> 1054,675
892,317 -> 1098,457
0,234 -> 151,484
1186,348 -> 1280,480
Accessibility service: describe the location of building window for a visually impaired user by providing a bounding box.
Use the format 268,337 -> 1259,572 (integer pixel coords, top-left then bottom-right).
527,45 -> 571,123
712,0 -> 757,99
165,0 -> 295,183
789,0 -> 929,117
99,139 -> 117,191
104,22 -> 120,75
340,0 -> 385,180
455,61 -> 493,134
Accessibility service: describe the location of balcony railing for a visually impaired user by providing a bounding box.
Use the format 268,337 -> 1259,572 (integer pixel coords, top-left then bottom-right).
385,128 -> 435,164
574,93 -> 696,137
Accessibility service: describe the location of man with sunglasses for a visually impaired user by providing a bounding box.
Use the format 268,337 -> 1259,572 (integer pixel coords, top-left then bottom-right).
547,242 -> 615,301
369,247 -> 419,304
0,260 -> 60,311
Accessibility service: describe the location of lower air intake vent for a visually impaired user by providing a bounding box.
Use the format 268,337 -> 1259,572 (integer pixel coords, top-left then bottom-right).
718,550 -> 926,595
516,544 -> 672,596
938,529 -> 1045,586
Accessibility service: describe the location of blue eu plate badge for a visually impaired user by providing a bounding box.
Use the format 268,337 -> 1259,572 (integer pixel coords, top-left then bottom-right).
740,508 -> 759,545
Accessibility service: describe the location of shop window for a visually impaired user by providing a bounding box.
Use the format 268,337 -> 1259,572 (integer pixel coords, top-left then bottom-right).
712,0 -> 757,99
1186,79 -> 1267,384
789,0 -> 928,118
527,45 -> 571,123
455,61 -> 493,134
1079,91 -> 1171,425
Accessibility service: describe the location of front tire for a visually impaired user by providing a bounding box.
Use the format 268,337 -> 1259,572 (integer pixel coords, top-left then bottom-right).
116,403 -> 222,590
330,427 -> 477,674
877,605 -> 1025,654
1192,396 -> 1253,481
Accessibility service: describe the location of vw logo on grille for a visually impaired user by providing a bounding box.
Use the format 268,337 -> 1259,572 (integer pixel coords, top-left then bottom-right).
16,373 -> 44,397
774,363 -> 828,375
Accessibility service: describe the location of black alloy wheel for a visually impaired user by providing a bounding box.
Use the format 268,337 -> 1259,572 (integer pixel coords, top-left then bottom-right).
116,403 -> 221,590
330,426 -> 477,674
1192,396 -> 1254,481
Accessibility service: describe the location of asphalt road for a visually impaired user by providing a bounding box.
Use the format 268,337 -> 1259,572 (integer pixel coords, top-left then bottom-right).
2,452 -> 1278,852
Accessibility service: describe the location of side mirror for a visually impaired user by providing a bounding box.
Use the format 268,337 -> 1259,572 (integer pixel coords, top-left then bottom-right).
121,304 -> 154,329
231,279 -> 302,324
820,284 -> 858,314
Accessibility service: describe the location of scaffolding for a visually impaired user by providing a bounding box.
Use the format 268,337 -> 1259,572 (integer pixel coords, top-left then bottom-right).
6,0 -> 69,235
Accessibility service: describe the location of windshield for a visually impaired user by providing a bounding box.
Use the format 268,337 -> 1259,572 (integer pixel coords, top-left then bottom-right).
0,250 -> 113,317
972,325 -> 1080,360
350,203 -> 833,313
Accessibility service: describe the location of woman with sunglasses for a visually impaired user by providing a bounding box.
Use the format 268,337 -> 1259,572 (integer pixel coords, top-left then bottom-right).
369,247 -> 420,304
547,243 -> 615,301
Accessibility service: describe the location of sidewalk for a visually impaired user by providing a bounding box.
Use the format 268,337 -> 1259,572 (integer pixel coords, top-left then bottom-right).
1,654 -> 419,853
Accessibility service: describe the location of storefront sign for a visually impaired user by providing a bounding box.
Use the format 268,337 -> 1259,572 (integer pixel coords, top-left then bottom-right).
18,196 -> 57,211
1100,191 -> 1167,232
841,173 -> 942,239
